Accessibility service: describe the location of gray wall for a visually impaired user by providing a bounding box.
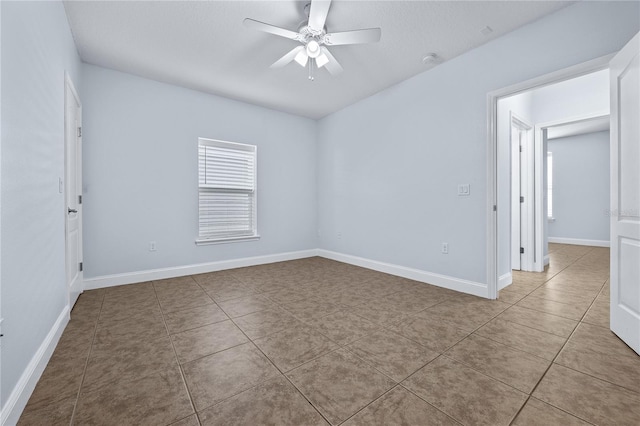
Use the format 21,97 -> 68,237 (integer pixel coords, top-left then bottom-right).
317,0 -> 638,286
548,131 -> 610,242
81,65 -> 318,278
1,0 -> 82,407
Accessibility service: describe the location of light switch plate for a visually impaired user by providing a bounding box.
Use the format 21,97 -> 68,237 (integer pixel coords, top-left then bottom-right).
458,184 -> 470,196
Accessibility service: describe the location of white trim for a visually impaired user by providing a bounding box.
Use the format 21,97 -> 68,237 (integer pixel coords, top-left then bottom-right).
195,235 -> 260,246
486,53 -> 614,300
2,307 -> 70,426
544,254 -> 550,266
84,249 -> 318,289
317,250 -> 488,298
548,237 -> 610,247
498,272 -> 513,290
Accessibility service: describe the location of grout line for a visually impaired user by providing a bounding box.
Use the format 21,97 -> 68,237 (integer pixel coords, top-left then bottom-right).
507,245 -> 606,425
151,280 -> 200,425
190,271 -> 335,426
68,290 -> 106,426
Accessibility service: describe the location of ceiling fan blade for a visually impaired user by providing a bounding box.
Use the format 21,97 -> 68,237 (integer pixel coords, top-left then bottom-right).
320,47 -> 343,75
308,0 -> 331,32
244,18 -> 301,41
324,28 -> 382,46
271,46 -> 305,69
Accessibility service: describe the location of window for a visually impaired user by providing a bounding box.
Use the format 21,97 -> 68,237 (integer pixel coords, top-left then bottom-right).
547,151 -> 553,220
197,138 -> 258,244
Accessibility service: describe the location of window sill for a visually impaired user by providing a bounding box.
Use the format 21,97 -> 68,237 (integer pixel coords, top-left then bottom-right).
548,217 -> 556,223
195,235 -> 260,246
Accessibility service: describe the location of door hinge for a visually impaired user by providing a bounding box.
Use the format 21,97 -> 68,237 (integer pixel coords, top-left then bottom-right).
78,195 -> 83,204
493,205 -> 497,212
79,262 -> 83,272
77,127 -> 82,138
520,247 -> 525,254
520,196 -> 524,203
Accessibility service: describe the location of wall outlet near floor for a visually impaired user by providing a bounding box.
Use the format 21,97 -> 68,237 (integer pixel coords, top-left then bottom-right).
149,241 -> 157,252
337,232 -> 342,240
442,242 -> 449,254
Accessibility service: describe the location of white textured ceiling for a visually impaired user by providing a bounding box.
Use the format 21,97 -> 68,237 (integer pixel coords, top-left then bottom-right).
64,1 -> 572,119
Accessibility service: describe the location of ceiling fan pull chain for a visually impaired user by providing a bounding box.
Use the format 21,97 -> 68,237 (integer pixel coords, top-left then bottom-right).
308,59 -> 315,81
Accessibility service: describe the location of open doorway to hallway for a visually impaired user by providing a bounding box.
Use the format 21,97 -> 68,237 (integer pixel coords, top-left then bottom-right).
496,68 -> 610,288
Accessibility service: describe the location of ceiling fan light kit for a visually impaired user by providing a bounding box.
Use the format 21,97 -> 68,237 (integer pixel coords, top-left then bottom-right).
244,0 -> 382,80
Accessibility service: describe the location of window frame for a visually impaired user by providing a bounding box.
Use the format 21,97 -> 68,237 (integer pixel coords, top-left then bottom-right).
195,137 -> 259,245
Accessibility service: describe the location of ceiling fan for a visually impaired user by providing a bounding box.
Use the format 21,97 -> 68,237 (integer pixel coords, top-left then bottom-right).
244,0 -> 381,80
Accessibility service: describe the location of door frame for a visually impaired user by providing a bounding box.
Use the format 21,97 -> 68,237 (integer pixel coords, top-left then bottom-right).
486,54 -> 613,299
64,72 -> 83,308
510,114 -> 534,272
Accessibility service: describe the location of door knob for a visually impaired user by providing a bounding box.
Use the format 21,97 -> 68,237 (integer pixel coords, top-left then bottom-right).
68,208 -> 78,214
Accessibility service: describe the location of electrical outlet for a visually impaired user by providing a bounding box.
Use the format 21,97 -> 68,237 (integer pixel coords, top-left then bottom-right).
337,232 -> 342,240
442,243 -> 449,254
149,241 -> 157,252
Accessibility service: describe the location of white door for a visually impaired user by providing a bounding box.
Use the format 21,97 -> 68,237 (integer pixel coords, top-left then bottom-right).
511,116 -> 533,271
511,124 -> 522,270
610,33 -> 640,355
65,75 -> 83,308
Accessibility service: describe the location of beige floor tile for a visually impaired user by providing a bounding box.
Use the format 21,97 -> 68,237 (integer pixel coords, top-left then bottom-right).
349,301 -> 407,325
286,348 -> 396,425
445,334 -> 550,393
342,386 -> 458,426
182,343 -> 280,411
528,288 -> 596,308
376,290 -> 448,313
512,397 -> 590,425
582,293 -> 609,329
97,302 -> 164,328
402,356 -> 527,426
171,320 -> 248,364
498,289 -> 529,304
263,288 -> 309,305
164,303 -> 229,334
309,311 -> 380,346
388,315 -> 469,353
202,283 -> 256,302
420,298 -> 511,331
496,305 -> 578,338
25,352 -> 86,408
346,329 -> 439,382
75,368 -> 193,425
533,364 -> 640,426
217,294 -> 274,318
198,376 -> 328,426
282,298 -> 342,321
555,322 -> 640,393
253,325 -> 339,372
18,394 -> 77,426
233,307 -> 302,340
169,414 -> 200,426
155,284 -> 215,313
93,314 -> 168,347
476,318 -> 566,361
83,333 -> 177,394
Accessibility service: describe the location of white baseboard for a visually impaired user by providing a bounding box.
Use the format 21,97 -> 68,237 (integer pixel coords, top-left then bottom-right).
84,249 -> 319,290
317,249 -> 488,298
548,237 -> 610,247
2,307 -> 70,426
498,272 -> 513,290
544,254 -> 550,266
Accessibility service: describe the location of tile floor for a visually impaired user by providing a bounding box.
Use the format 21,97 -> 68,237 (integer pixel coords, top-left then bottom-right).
19,244 -> 640,425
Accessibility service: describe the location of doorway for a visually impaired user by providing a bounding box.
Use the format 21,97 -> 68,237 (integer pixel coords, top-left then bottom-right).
64,73 -> 83,308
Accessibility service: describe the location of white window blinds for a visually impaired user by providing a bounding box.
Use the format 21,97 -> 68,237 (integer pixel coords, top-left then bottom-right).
198,138 -> 257,242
